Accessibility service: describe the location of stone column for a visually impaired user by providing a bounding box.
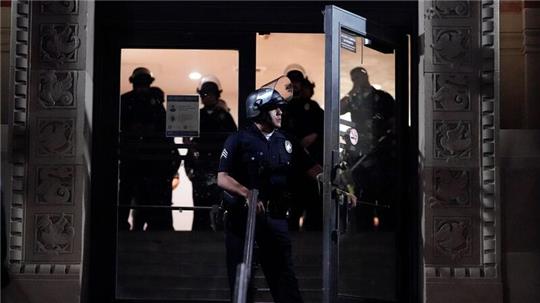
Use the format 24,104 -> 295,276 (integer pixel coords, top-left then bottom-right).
419,1 -> 502,302
5,1 -> 93,302
523,3 -> 540,128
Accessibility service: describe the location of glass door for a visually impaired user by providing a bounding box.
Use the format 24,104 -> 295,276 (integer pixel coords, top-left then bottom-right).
111,31 -> 255,302
323,5 -> 406,303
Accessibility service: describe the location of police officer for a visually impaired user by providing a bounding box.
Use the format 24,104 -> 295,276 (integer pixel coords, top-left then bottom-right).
119,67 -> 180,231
217,81 -> 322,303
340,66 -> 397,231
185,75 -> 237,231
282,69 -> 324,231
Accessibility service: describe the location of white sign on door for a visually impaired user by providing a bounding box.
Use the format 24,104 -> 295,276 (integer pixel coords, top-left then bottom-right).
166,95 -> 200,137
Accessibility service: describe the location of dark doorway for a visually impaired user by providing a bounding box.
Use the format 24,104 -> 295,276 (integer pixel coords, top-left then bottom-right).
88,2 -> 418,303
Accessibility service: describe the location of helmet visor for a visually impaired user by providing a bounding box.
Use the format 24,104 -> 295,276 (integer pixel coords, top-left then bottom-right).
260,75 -> 293,102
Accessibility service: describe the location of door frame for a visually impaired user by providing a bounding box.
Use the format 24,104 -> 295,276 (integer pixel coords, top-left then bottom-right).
88,2 -> 418,302
90,25 -> 255,303
322,5 -> 414,303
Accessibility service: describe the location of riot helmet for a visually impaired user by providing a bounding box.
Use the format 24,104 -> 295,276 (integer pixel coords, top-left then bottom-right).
284,65 -> 307,97
283,64 -> 306,80
197,75 -> 222,93
246,75 -> 293,120
350,66 -> 370,90
129,67 -> 155,85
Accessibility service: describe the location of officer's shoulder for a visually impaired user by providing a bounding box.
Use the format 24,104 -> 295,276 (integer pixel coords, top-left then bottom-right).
376,89 -> 394,101
238,127 -> 257,138
214,106 -> 232,116
275,129 -> 293,141
121,90 -> 136,99
308,100 -> 323,110
149,87 -> 165,98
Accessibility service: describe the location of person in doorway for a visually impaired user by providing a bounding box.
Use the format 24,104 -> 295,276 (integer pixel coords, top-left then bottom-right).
119,67 -> 180,231
217,79 -> 340,302
184,75 -> 237,231
340,66 -> 397,231
282,68 -> 324,231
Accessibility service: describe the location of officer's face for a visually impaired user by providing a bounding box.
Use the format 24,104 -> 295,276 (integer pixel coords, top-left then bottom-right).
200,91 -> 218,107
268,107 -> 282,128
351,70 -> 370,89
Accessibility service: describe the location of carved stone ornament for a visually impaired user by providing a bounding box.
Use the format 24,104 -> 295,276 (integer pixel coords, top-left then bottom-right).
39,71 -> 75,108
435,121 -> 472,160
39,24 -> 81,65
434,218 -> 472,259
426,0 -> 470,19
429,169 -> 470,207
36,166 -> 74,205
41,1 -> 78,14
431,28 -> 471,66
35,214 -> 75,254
433,73 -> 470,111
37,119 -> 74,156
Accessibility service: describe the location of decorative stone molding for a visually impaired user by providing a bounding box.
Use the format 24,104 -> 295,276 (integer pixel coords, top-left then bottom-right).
39,23 -> 81,65
36,166 -> 75,205
7,0 -> 89,276
434,120 -> 472,160
479,0 -> 499,279
40,1 -> 78,15
8,0 -> 31,274
35,213 -> 75,254
433,73 -> 471,111
39,70 -> 76,108
36,118 -> 75,157
429,168 -> 471,208
426,0 -> 470,19
423,0 -> 500,283
431,27 -> 472,66
433,217 -> 472,260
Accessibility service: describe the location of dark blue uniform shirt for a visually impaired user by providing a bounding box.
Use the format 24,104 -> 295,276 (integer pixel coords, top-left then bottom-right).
218,123 -> 315,203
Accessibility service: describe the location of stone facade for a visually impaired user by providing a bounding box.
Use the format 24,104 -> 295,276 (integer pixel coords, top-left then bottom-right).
2,1 -> 517,302
420,0 -> 502,301
4,1 -> 93,302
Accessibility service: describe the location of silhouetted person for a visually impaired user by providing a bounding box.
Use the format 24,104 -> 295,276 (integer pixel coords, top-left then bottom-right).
340,66 -> 397,231
282,69 -> 324,231
185,75 -> 237,231
119,67 -> 180,231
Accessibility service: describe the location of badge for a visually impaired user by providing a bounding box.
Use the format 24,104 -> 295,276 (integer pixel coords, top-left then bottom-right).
348,128 -> 359,146
284,140 -> 293,153
304,103 -> 310,111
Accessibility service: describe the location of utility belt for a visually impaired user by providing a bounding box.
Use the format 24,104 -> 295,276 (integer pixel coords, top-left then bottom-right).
222,191 -> 291,219
263,199 -> 289,219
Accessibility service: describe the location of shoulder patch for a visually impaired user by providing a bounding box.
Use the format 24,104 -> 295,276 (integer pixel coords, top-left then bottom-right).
221,148 -> 229,159
284,140 -> 293,154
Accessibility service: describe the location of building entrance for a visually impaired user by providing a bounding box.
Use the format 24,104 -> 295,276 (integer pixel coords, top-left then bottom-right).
89,3 -> 417,303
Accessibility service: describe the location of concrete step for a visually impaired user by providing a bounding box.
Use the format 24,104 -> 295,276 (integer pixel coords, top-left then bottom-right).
116,230 -> 396,302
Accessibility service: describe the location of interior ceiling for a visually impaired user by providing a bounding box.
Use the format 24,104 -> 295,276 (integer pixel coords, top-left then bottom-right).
120,33 -> 395,123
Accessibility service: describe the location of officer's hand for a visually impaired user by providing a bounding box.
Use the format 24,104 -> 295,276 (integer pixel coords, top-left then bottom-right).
256,201 -> 265,214
346,193 -> 357,208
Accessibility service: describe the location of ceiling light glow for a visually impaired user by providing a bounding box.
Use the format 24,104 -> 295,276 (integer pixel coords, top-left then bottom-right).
189,72 -> 201,80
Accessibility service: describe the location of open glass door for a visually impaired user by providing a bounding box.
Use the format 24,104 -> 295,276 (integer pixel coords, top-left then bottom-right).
323,5 -> 406,303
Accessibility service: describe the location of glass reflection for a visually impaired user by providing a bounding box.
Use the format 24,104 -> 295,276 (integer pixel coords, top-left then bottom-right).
337,32 -> 398,301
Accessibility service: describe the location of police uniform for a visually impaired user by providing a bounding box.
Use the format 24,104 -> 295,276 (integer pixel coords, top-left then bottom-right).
119,87 -> 180,231
282,96 -> 324,231
185,105 -> 237,231
341,86 -> 397,231
219,123 -> 315,303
